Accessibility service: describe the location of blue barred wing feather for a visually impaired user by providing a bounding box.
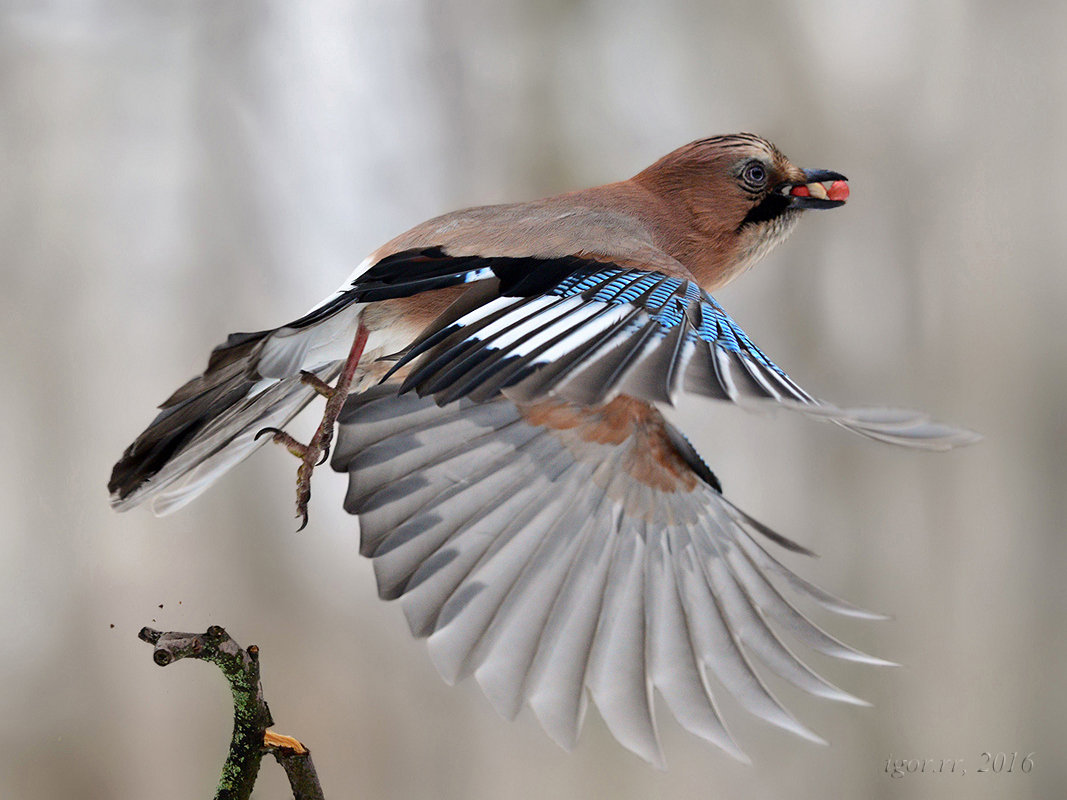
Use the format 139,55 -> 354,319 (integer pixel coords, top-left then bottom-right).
384,259 -> 976,450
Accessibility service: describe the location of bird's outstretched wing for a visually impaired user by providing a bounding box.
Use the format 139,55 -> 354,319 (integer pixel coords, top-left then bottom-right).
333,385 -> 893,767
366,248 -> 977,450
109,242 -> 974,515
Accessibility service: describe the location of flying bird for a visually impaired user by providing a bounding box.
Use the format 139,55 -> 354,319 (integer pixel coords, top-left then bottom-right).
109,133 -> 976,767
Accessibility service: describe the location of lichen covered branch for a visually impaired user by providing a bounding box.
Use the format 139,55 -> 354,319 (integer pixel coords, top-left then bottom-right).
139,625 -> 325,800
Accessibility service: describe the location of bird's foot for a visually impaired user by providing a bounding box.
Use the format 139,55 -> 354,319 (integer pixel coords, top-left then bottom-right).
253,424 -> 321,531
255,323 -> 369,530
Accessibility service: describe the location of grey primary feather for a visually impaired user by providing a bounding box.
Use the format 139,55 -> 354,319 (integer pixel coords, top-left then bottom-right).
645,532 -> 747,760
331,388 -> 892,766
472,481 -> 604,719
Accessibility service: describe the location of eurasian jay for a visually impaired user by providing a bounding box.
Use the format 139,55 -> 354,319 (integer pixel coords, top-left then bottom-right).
109,133 -> 975,766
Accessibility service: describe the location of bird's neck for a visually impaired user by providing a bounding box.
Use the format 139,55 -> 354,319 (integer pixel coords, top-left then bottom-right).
566,181 -> 761,291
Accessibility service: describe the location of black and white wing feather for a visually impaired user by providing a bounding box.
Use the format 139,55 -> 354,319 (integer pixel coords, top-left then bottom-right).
376,256 -> 977,450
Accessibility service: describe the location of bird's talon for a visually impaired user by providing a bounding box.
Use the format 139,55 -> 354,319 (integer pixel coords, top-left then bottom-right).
258,427 -> 311,459
316,446 -> 330,466
255,426 -> 285,442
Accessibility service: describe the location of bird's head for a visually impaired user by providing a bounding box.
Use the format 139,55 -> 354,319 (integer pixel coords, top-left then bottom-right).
633,133 -> 849,289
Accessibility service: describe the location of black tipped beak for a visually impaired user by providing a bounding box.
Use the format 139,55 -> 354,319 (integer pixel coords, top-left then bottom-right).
783,169 -> 849,209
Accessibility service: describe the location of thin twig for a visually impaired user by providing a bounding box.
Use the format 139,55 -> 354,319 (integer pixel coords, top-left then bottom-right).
139,625 -> 326,800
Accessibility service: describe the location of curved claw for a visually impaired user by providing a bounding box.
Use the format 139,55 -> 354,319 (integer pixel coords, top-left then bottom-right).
316,446 -> 330,467
255,426 -> 285,442
296,509 -> 309,532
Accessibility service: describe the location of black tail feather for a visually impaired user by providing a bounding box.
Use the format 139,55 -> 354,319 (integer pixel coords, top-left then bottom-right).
108,330 -> 272,504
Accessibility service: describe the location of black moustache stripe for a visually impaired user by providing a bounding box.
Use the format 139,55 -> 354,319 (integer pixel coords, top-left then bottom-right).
738,193 -> 792,230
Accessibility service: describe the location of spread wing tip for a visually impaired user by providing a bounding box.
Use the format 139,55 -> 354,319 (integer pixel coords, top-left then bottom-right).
747,398 -> 981,451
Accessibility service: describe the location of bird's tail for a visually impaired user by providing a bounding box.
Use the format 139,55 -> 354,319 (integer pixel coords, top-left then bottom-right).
109,304 -> 362,514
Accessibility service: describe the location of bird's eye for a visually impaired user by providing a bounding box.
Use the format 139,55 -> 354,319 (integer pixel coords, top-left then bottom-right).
741,161 -> 768,189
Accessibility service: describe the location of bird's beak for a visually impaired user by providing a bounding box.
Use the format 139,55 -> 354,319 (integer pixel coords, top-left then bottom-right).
782,169 -> 849,209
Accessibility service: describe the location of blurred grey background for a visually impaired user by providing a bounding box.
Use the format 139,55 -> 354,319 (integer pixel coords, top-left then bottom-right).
2,1 -> 1064,798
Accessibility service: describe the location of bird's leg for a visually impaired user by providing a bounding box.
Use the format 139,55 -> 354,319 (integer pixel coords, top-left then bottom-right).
256,322 -> 369,530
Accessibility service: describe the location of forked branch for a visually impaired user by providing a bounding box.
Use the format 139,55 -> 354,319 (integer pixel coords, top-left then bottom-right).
139,625 -> 326,800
